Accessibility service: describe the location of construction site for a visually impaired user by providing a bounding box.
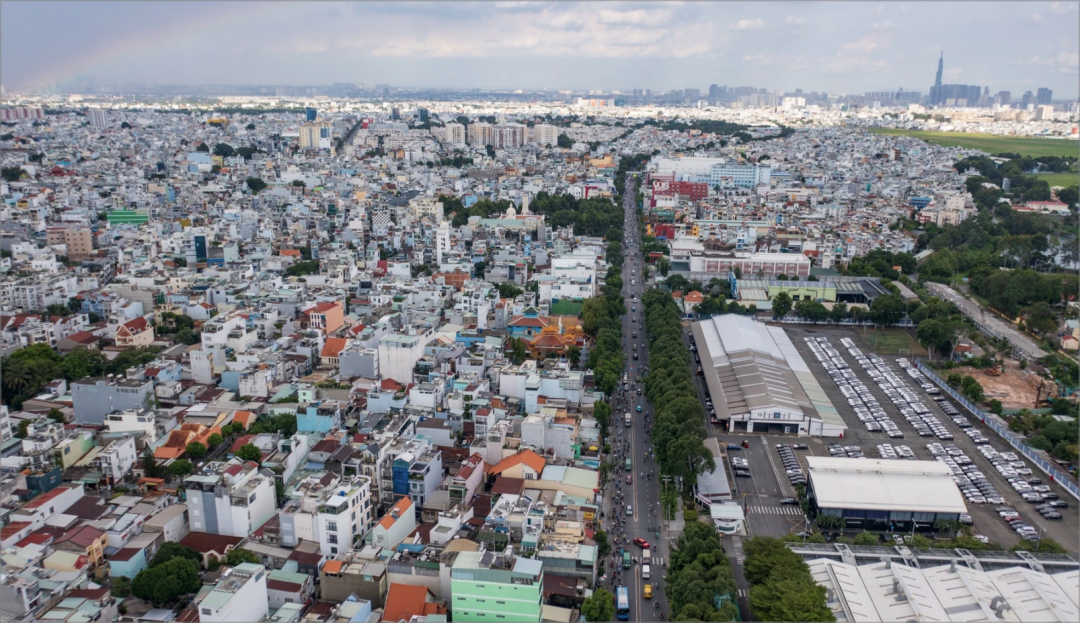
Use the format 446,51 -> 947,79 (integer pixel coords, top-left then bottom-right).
949,361 -> 1060,410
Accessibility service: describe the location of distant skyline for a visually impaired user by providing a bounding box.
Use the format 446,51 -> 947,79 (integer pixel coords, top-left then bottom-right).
2,1 -> 1078,98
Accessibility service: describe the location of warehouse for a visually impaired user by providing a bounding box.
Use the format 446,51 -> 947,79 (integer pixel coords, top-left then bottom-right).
691,314 -> 846,436
806,456 -> 967,530
805,557 -> 1079,623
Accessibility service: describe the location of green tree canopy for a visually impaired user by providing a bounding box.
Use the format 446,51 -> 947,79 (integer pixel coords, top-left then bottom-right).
772,291 -> 793,318
132,558 -> 201,604
236,443 -> 263,463
581,588 -> 615,622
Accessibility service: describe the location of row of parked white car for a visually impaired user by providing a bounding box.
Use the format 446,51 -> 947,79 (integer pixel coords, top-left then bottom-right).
977,444 -> 1066,514
805,337 -> 904,437
839,338 -> 955,441
877,444 -> 917,460
927,442 -> 1006,506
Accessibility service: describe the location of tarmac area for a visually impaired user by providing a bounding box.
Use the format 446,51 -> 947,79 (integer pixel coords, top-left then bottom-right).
703,324 -> 1079,555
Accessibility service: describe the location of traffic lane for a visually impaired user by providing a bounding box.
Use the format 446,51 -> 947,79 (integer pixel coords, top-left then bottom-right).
720,435 -> 799,537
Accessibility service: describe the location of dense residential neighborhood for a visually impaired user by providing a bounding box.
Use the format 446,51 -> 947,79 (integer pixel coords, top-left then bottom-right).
0,91 -> 1077,623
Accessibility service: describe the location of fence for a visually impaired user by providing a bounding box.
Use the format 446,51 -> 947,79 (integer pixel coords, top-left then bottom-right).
916,361 -> 1080,500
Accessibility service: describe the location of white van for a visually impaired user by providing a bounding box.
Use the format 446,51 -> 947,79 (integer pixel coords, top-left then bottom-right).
642,548 -> 652,562
642,564 -> 651,579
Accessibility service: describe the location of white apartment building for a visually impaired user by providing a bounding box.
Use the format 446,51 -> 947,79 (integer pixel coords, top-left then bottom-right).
653,157 -> 772,189
378,328 -> 434,384
409,197 -> 444,222
279,474 -> 374,557
89,109 -> 107,129
94,435 -> 137,486
436,221 -> 452,266
442,122 -> 466,147
185,460 -> 277,538
532,124 -> 559,147
195,563 -> 270,623
104,409 -> 159,444
298,121 -> 333,150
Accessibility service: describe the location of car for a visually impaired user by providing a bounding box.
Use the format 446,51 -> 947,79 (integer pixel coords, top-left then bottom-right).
973,535 -> 990,544
742,440 -> 750,449
634,538 -> 651,549
734,470 -> 751,478
626,505 -> 633,516
792,444 -> 809,450
727,444 -> 742,451
643,584 -> 653,599
633,353 -> 639,360
893,535 -> 905,545
636,406 -> 642,412
959,514 -> 973,525
780,498 -> 800,505
636,388 -> 642,395
626,475 -> 632,484
1048,500 -> 1069,508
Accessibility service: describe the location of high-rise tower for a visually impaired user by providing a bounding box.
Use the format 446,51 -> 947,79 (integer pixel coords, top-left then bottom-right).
935,52 -> 943,88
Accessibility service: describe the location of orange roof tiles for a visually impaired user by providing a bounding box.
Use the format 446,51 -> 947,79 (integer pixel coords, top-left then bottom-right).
378,497 -> 414,530
323,560 -> 344,574
489,449 -> 546,475
382,583 -> 445,623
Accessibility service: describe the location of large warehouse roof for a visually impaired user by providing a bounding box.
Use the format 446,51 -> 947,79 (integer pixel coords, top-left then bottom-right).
807,456 -> 968,514
808,558 -> 1079,623
693,314 -> 844,430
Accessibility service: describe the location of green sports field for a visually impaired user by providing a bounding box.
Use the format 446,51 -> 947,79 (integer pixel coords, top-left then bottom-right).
868,128 -> 1079,159
858,328 -> 928,357
1035,172 -> 1080,188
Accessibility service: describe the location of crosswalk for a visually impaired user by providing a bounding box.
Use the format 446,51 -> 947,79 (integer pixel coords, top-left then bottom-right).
747,505 -> 804,516
738,589 -> 747,598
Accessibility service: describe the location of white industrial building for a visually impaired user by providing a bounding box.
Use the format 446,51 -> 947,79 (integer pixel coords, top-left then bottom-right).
806,456 -> 968,530
807,557 -> 1079,623
691,314 -> 845,436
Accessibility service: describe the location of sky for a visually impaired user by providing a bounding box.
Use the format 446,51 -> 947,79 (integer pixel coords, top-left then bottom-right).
2,1 -> 1078,98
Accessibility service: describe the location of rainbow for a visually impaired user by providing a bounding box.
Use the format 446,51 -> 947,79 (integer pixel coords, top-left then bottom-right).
19,2 -> 286,93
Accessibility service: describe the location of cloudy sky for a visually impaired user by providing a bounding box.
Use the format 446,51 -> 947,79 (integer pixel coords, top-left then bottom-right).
2,1 -> 1078,97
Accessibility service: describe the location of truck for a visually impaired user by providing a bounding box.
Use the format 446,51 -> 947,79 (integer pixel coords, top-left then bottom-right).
616,586 -> 630,620
624,412 -> 632,427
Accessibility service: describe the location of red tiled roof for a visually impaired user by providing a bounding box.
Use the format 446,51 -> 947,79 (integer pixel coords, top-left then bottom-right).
178,532 -> 242,554
1,522 -> 32,541
378,497 -> 414,530
56,525 -> 104,548
382,583 -> 445,622
489,449 -> 545,475
320,337 -> 349,359
24,485 -> 76,509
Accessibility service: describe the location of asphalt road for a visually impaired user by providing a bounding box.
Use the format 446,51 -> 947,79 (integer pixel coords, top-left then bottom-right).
600,175 -> 670,621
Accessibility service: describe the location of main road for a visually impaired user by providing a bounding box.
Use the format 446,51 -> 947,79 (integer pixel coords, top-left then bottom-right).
602,173 -> 669,620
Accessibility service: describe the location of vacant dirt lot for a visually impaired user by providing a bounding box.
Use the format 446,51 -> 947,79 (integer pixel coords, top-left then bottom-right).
950,365 -> 1040,409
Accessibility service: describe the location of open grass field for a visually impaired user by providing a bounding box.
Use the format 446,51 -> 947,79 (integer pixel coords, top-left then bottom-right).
858,327 -> 928,357
1035,172 -> 1080,188
868,128 -> 1079,158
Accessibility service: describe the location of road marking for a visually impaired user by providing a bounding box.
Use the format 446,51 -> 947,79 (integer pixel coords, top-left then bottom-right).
747,505 -> 804,515
738,589 -> 747,598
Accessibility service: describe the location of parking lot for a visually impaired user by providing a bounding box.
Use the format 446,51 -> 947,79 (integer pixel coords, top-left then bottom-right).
700,324 -> 1078,554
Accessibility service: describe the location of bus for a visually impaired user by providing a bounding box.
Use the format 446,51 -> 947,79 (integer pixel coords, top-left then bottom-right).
624,457 -> 632,472
616,586 -> 630,620
624,412 -> 632,427
622,550 -> 631,568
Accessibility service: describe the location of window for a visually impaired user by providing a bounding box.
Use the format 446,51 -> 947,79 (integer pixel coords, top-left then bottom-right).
327,534 -> 338,544
201,609 -> 212,616
326,521 -> 337,532
774,413 -> 781,419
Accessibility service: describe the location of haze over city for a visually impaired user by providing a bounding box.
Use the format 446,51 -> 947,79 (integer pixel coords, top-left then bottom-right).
1,1 -> 1078,97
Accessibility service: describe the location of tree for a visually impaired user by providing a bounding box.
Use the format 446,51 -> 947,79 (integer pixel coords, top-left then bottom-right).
168,459 -> 193,477
829,302 -> 849,322
749,567 -> 835,622
795,299 -> 829,323
141,447 -> 163,479
46,408 -> 66,424
497,283 -> 523,299
236,443 -> 263,463
557,133 -> 574,149
245,123 -> 256,131
207,433 -> 224,447
852,531 -> 880,545
185,442 -> 207,459
485,145 -> 496,159
594,529 -> 611,558
772,291 -> 793,319
916,318 -> 956,360
869,294 -> 906,326
132,558 -> 201,604
150,542 -> 200,568
567,345 -> 581,368
510,338 -> 527,365
2,166 -> 24,182
225,548 -> 260,566
246,177 -> 268,194
581,588 -> 615,622
195,143 -> 209,152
